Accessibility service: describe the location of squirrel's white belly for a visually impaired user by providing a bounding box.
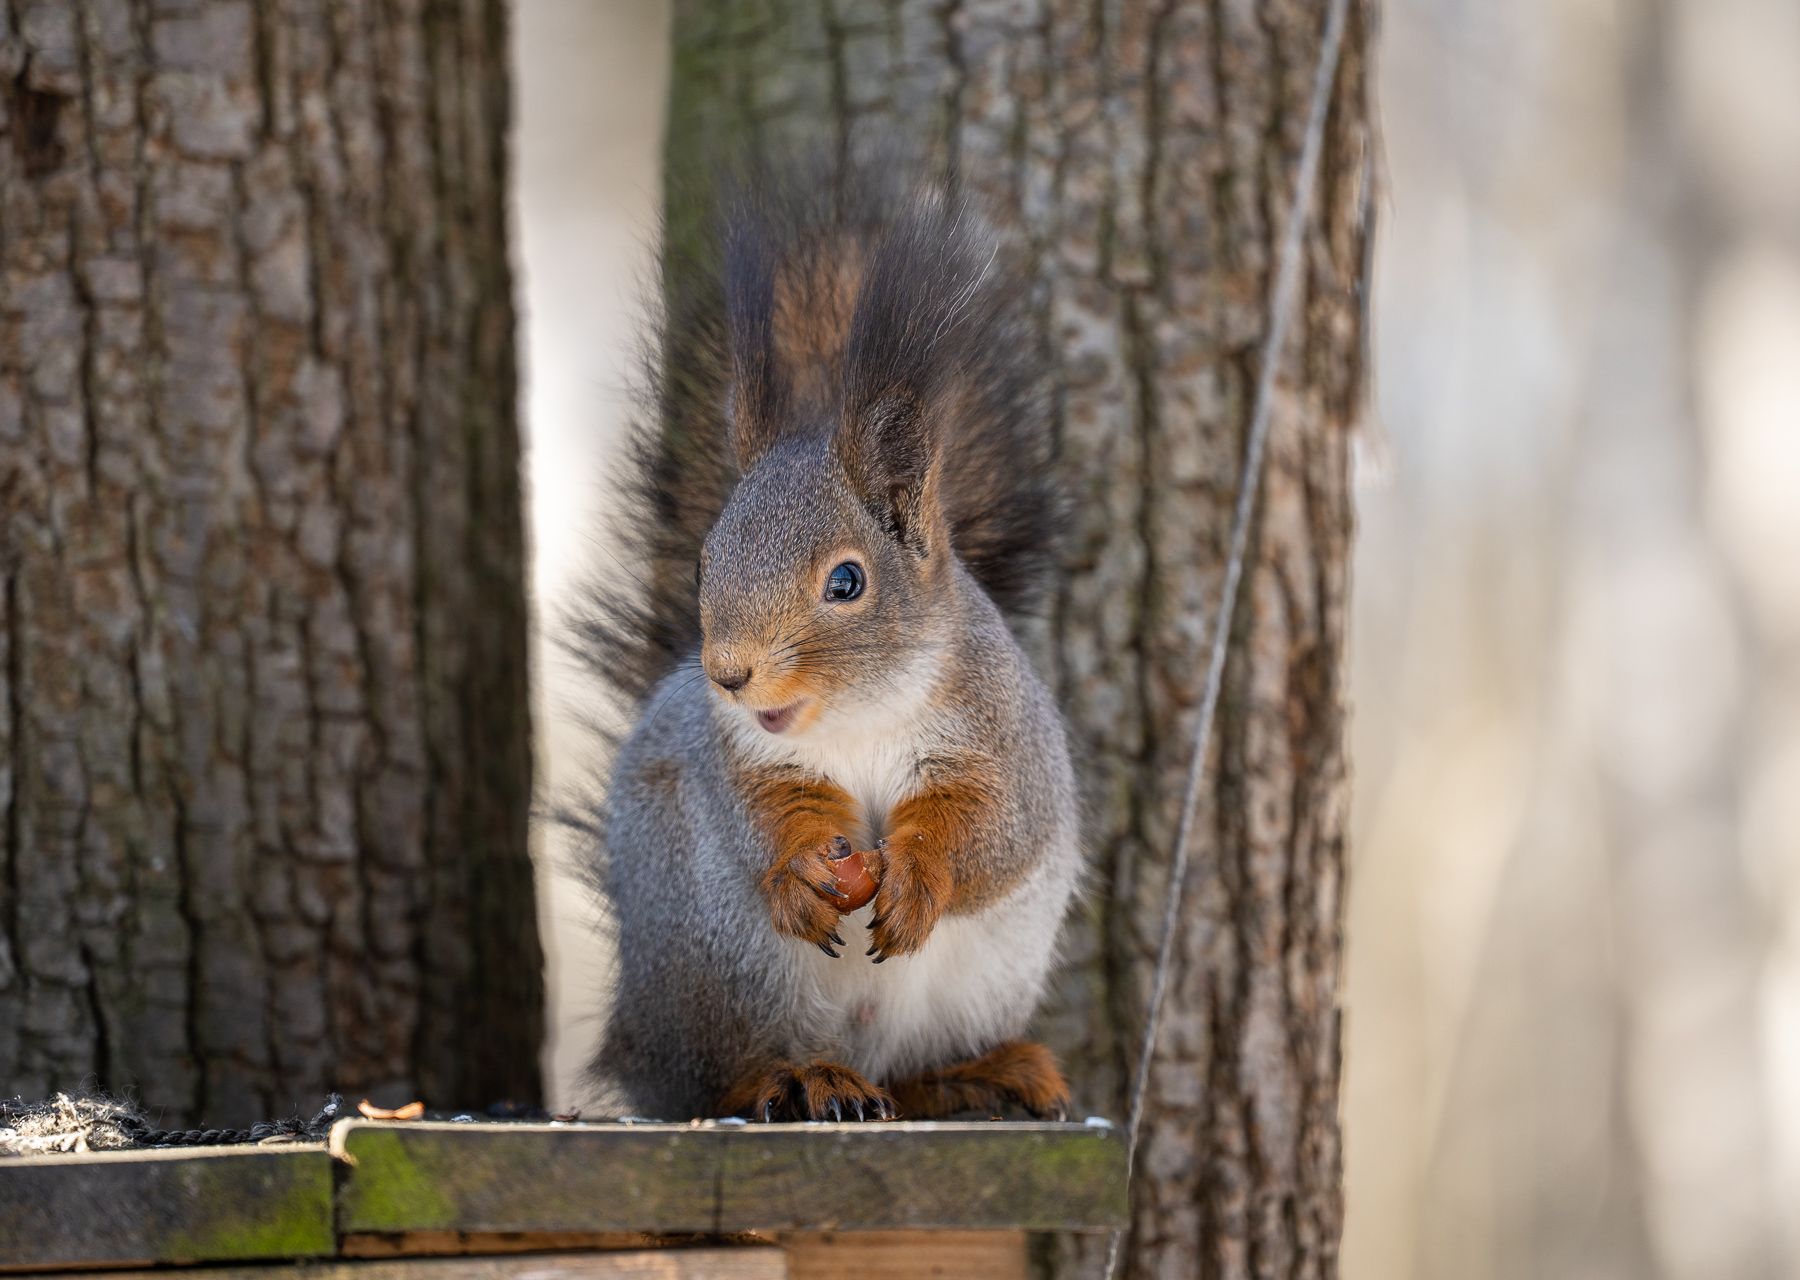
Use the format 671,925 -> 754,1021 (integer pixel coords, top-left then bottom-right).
739,666 -> 1075,1078
792,854 -> 1069,1082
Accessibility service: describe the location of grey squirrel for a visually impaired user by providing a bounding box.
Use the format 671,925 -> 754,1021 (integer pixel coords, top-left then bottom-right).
571,160 -> 1081,1122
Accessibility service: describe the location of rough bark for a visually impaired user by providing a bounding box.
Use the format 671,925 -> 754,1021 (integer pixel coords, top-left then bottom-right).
662,2 -> 1370,1275
0,0 -> 542,1126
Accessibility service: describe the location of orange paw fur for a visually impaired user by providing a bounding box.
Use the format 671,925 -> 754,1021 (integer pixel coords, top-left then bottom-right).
866,825 -> 954,961
763,833 -> 858,953
739,769 -> 864,955
887,1041 -> 1071,1120
719,1060 -> 896,1122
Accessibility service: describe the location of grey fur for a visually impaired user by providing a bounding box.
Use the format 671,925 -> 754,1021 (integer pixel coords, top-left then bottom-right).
572,163 -> 1078,1119
581,435 -> 1078,1119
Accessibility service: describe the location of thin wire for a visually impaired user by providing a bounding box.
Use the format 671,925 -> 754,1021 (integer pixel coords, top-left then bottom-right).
1103,0 -> 1353,1273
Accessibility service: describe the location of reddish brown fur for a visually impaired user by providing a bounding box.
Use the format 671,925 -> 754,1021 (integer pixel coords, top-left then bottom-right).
886,1041 -> 1071,1120
740,757 -> 1019,958
719,1059 -> 896,1122
740,768 -> 866,946
867,763 -> 1010,959
770,239 -> 863,403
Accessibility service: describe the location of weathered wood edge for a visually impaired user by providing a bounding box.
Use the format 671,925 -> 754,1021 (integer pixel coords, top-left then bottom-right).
331,1119 -> 1128,1235
0,1118 -> 1126,1270
0,1144 -> 336,1269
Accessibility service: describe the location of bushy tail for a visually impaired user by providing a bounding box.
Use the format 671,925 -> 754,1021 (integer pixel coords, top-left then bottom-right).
568,156 -> 1062,713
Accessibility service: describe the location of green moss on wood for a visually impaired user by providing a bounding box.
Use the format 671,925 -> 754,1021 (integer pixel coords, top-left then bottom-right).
164,1156 -> 335,1260
0,1148 -> 335,1268
334,1120 -> 1127,1235
334,1128 -> 459,1230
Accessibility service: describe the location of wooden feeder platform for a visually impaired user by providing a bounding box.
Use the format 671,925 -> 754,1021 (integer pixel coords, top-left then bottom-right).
0,1118 -> 1126,1279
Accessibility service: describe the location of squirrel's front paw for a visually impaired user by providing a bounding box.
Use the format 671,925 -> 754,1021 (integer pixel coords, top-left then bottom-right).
866,828 -> 953,962
762,834 -> 856,956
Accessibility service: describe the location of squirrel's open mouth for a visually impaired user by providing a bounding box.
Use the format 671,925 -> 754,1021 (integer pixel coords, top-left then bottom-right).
755,701 -> 803,735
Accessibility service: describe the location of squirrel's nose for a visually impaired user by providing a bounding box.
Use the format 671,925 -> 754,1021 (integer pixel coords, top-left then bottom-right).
710,665 -> 751,693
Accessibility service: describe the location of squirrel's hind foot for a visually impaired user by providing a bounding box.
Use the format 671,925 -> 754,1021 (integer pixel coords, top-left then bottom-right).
719,1060 -> 897,1123
887,1040 -> 1072,1121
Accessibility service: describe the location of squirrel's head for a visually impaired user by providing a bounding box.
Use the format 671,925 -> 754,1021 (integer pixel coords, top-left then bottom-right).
695,183 -> 1000,735
697,402 -> 948,737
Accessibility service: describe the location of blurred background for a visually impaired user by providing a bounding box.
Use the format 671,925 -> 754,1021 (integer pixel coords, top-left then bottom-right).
512,2 -> 1800,1277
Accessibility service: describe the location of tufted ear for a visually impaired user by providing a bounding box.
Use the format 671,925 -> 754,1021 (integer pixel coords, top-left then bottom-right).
832,186 -> 997,556
722,208 -> 788,472
834,390 -> 942,556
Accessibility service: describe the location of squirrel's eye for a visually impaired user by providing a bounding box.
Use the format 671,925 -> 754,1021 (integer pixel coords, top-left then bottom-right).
824,561 -> 865,602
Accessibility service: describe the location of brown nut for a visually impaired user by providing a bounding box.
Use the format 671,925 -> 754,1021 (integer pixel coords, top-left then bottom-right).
822,846 -> 880,913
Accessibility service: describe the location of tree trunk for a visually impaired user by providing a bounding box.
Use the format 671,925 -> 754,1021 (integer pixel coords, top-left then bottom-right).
664,2 -> 1369,1274
0,0 -> 541,1127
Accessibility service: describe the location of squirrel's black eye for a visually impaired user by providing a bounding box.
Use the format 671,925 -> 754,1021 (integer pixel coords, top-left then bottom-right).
824,561 -> 865,602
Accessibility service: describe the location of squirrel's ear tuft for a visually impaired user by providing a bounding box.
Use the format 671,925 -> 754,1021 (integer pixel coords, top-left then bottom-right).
835,189 -> 993,554
722,207 -> 788,471
835,390 -> 940,554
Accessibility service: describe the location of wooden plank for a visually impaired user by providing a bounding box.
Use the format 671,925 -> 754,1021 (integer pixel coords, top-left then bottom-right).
339,1232 -> 770,1258
0,1145 -> 335,1269
35,1250 -> 786,1279
782,1231 -> 1027,1280
332,1120 -> 1127,1236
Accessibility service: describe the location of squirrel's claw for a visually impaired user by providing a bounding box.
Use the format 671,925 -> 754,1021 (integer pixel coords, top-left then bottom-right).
725,1061 -> 897,1125
812,874 -> 850,901
867,919 -> 892,962
864,838 -> 948,961
763,843 -> 855,950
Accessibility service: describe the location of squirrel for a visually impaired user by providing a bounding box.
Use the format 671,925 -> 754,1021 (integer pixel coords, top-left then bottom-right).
570,159 -> 1081,1123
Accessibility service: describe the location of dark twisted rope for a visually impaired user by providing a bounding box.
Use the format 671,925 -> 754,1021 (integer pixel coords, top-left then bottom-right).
0,1092 -> 344,1151
111,1093 -> 344,1147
